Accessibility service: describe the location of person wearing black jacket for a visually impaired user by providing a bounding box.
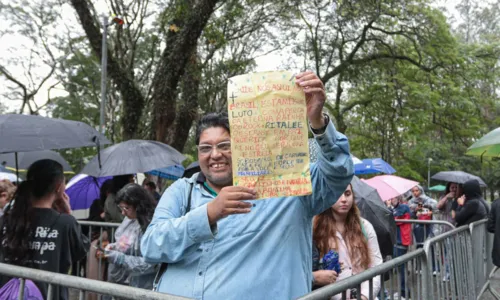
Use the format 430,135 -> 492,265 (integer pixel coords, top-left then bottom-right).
455,179 -> 488,227
487,198 -> 500,267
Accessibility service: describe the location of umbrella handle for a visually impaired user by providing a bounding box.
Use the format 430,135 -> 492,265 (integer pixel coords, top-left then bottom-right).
93,136 -> 102,169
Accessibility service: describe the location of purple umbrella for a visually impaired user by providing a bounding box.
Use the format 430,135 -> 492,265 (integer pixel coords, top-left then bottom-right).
0,278 -> 43,299
66,174 -> 112,214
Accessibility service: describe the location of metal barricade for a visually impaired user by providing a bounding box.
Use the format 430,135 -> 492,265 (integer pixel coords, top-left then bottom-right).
298,249 -> 428,300
423,225 -> 475,300
0,262 -> 190,300
396,219 -> 455,251
469,219 -> 496,298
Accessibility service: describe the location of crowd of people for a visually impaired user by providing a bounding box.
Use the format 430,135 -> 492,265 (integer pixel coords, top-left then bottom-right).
0,71 -> 497,300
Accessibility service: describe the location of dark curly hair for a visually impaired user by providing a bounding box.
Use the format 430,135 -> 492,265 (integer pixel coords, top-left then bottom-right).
115,183 -> 155,232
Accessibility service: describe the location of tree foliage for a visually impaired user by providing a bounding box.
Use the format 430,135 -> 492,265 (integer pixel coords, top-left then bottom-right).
0,0 -> 498,197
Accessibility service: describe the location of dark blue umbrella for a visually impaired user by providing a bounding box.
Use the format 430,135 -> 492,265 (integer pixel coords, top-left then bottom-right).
147,164 -> 185,180
66,174 -> 112,212
355,158 -> 396,175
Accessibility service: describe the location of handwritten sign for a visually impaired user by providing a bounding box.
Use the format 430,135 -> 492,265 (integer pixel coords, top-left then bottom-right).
228,71 -> 312,199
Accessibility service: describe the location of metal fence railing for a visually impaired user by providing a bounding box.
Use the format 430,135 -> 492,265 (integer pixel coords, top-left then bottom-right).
396,219 -> 456,250
0,219 -> 493,300
300,219 -> 494,300
469,219 -> 495,297
75,221 -> 120,285
298,249 -> 428,300
0,262 -> 190,300
423,224 -> 475,300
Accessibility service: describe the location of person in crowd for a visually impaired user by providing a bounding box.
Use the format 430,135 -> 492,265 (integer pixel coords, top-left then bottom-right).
437,182 -> 458,224
409,185 -> 437,246
0,180 -> 16,217
0,159 -> 88,300
391,195 -> 412,299
455,179 -> 489,227
104,175 -> 134,223
312,184 -> 382,300
85,179 -> 114,295
144,181 -> 161,203
141,71 -> 354,300
487,198 -> 500,268
103,183 -> 157,292
89,179 -> 113,225
450,184 -> 464,222
384,199 -> 393,209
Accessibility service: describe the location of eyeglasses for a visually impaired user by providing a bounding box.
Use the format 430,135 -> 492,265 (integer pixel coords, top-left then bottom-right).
117,205 -> 130,212
197,141 -> 231,155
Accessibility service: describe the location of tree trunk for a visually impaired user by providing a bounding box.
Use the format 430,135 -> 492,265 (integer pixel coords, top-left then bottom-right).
151,0 -> 219,143
70,0 -> 145,140
167,52 -> 200,152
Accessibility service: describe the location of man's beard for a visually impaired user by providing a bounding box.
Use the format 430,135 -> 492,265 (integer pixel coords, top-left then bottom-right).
206,171 -> 233,187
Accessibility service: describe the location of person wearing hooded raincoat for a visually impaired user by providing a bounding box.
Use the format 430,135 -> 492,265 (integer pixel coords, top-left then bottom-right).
455,179 -> 489,227
409,185 -> 438,241
409,185 -> 438,273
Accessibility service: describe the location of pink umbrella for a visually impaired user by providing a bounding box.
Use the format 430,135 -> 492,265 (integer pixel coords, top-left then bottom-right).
363,175 -> 419,201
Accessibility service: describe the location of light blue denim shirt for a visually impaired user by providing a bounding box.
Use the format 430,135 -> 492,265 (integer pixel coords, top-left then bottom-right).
141,120 -> 353,300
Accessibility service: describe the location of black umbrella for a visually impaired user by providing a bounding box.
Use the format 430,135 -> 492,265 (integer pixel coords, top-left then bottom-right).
0,114 -> 109,153
183,161 -> 200,178
81,140 -> 186,177
351,176 -> 397,258
0,150 -> 73,173
431,171 -> 487,187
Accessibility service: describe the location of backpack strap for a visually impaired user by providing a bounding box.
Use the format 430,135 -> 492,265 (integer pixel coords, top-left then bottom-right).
152,182 -> 194,292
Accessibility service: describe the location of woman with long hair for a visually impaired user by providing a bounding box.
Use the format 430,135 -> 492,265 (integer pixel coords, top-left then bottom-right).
104,175 -> 134,223
103,183 -> 157,292
312,184 -> 382,300
0,159 -> 88,300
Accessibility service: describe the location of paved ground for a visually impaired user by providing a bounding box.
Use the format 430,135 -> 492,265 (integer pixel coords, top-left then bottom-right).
479,267 -> 500,300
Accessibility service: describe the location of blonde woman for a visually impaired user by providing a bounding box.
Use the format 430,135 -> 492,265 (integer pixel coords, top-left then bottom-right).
312,184 -> 383,300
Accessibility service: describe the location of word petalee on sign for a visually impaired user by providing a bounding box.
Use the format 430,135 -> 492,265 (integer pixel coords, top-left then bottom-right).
227,71 -> 312,199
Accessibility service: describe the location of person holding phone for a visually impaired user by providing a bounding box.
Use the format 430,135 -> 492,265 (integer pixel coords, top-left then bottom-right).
101,183 -> 157,294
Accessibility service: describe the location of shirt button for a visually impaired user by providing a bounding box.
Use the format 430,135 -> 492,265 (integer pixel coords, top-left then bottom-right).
199,272 -> 203,276
253,204 -> 256,207
205,249 -> 209,252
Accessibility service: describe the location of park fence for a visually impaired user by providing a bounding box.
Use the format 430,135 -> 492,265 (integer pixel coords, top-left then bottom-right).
300,219 -> 494,300
0,219 -> 493,300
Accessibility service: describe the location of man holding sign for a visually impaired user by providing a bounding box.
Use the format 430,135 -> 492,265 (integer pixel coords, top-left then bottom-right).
141,71 -> 353,300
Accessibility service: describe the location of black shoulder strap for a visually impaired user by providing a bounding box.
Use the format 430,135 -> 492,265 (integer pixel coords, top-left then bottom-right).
152,182 -> 194,291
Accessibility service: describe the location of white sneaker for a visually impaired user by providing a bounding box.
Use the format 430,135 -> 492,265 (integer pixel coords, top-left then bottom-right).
392,293 -> 406,300
433,271 -> 438,276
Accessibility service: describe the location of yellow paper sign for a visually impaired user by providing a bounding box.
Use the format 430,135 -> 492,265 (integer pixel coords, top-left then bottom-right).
227,71 -> 312,199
